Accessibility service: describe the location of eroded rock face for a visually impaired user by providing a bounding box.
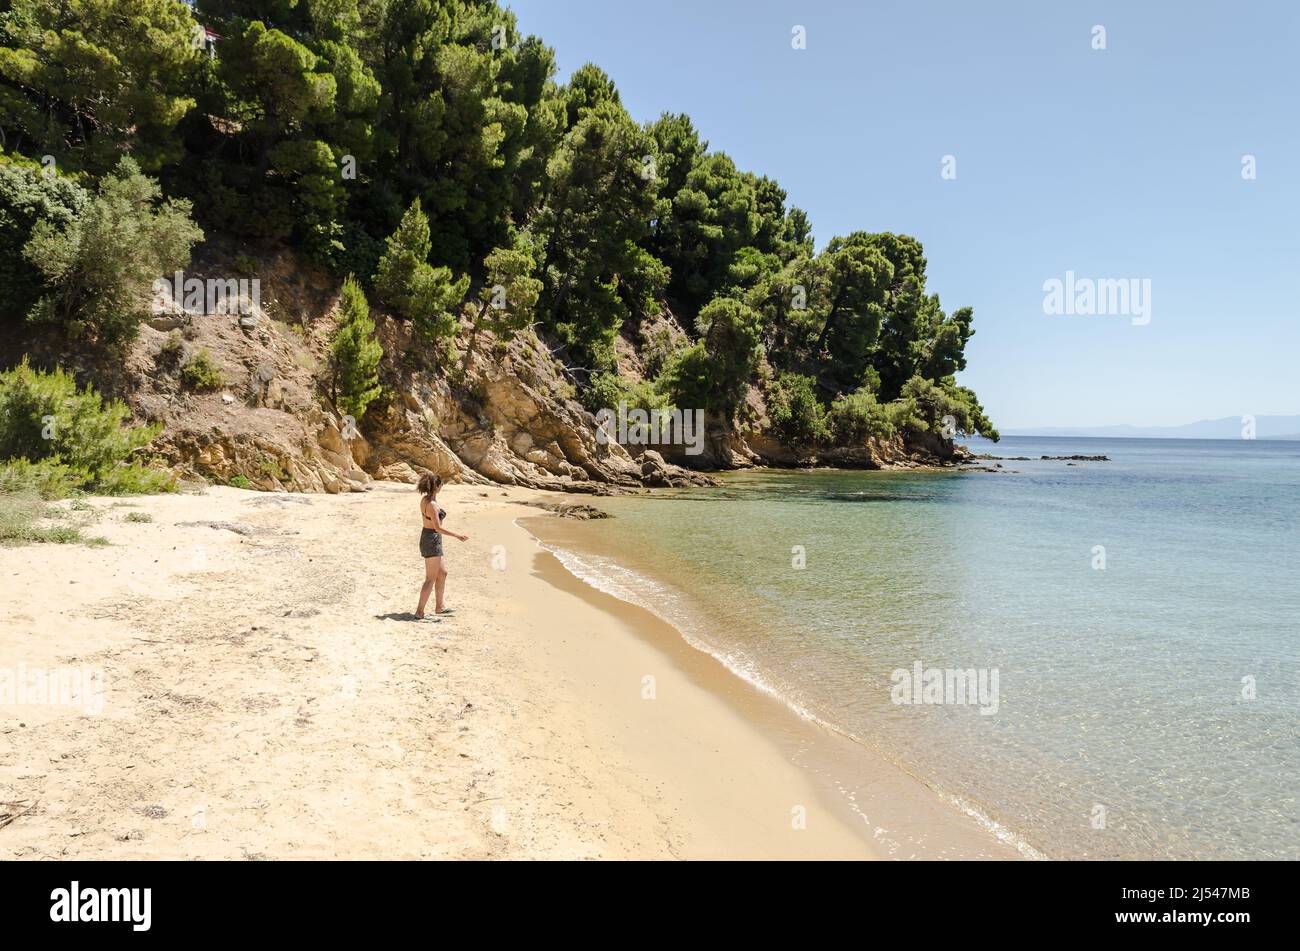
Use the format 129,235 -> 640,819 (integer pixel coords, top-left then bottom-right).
154,416 -> 371,493
122,252 -> 376,494
362,315 -> 718,494
115,251 -> 966,494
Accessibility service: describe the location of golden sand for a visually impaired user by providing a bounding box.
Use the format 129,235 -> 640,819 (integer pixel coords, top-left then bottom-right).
0,482 -> 1017,859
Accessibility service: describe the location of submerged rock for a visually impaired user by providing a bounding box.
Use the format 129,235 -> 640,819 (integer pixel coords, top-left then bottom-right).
525,502 -> 611,520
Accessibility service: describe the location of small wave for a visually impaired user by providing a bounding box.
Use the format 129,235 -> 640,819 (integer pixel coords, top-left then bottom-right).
936,792 -> 1049,861
523,525 -> 832,725
519,518 -> 1050,861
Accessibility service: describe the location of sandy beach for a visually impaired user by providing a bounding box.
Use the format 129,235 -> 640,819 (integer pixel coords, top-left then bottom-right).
1,482 -> 1018,860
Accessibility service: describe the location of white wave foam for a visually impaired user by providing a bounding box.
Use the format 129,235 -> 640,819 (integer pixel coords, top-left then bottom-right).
519,518 -> 1050,861
527,530 -> 831,722
936,791 -> 1050,861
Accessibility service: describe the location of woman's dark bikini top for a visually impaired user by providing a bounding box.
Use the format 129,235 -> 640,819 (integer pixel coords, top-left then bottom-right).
422,499 -> 447,523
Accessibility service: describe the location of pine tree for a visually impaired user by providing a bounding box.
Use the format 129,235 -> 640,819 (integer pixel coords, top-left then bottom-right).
329,276 -> 383,421
374,200 -> 468,344
463,244 -> 543,367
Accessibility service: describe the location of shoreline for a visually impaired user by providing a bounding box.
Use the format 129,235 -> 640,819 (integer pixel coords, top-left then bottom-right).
1,481 -> 1020,859
522,514 -> 1030,860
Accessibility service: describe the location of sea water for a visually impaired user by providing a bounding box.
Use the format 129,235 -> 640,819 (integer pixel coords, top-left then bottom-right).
536,436 -> 1300,860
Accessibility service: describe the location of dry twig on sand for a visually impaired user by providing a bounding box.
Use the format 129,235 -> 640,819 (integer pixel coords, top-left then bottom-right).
0,799 -> 38,831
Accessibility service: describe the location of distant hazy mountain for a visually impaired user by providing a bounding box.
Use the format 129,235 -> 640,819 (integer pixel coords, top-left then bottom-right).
1005,416 -> 1300,440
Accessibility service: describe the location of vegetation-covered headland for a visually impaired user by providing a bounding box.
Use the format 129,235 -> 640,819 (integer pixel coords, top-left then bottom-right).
0,0 -> 998,496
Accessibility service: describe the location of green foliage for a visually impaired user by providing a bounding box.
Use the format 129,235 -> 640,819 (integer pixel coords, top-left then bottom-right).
651,147 -> 762,314
535,100 -> 666,370
580,371 -> 668,416
181,349 -> 226,391
0,491 -> 50,541
258,457 -> 289,482
184,12 -> 344,245
658,296 -> 763,420
365,2 -> 553,269
0,457 -> 85,499
918,306 -> 976,381
93,463 -> 177,495
678,296 -> 763,416
647,113 -> 809,318
746,254 -> 821,367
476,243 -> 543,344
155,331 -> 185,371
579,372 -> 626,414
125,511 -> 152,523
0,360 -> 172,495
0,0 -> 201,173
461,239 -> 545,369
0,158 -> 87,321
829,386 -> 894,445
0,0 -> 997,449
752,228 -> 994,446
329,275 -> 383,419
657,341 -> 710,416
617,241 -> 671,318
892,375 -> 1000,441
885,397 -> 925,437
374,199 -> 468,342
564,63 -> 621,128
0,358 -> 162,480
765,372 -> 829,449
228,474 -> 253,490
951,383 -> 999,442
325,220 -> 385,285
641,326 -> 682,379
0,485 -> 86,546
23,157 -> 203,348
812,234 -> 894,387
855,233 -> 933,399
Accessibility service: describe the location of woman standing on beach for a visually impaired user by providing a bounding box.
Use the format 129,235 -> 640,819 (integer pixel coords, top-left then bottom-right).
416,473 -> 468,620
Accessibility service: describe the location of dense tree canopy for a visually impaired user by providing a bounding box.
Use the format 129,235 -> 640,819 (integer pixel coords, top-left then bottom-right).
0,0 -> 997,443
534,98 -> 665,369
0,0 -> 201,173
0,155 -> 87,322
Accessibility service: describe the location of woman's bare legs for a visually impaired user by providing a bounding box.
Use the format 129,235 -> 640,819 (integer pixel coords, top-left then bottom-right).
416,556 -> 437,618
434,558 -> 449,613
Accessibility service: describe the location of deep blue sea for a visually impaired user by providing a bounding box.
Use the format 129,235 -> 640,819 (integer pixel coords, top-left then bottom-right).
541,436 -> 1300,859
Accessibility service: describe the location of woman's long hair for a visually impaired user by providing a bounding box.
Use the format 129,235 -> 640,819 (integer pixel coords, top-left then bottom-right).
417,472 -> 443,499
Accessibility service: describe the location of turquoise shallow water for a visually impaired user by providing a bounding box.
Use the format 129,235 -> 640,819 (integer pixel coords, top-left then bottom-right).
545,436 -> 1300,859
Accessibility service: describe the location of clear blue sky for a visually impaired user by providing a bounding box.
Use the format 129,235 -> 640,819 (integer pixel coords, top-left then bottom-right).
509,0 -> 1298,428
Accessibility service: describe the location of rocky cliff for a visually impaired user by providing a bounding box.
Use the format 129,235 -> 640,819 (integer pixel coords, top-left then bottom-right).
103,250 -> 965,493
